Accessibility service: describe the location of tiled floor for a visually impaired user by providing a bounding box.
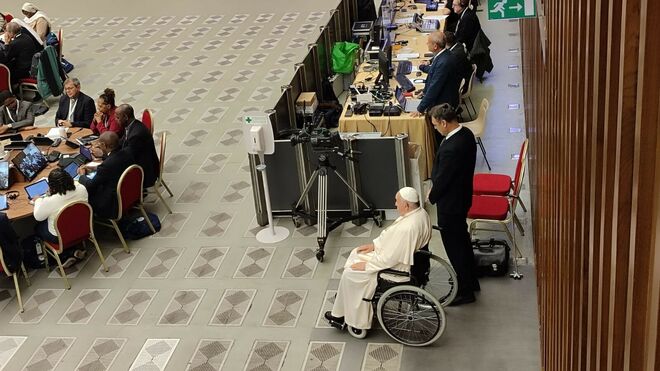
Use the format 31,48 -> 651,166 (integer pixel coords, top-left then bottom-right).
0,1 -> 539,370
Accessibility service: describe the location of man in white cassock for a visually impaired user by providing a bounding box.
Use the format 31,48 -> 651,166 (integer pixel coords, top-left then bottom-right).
325,187 -> 432,330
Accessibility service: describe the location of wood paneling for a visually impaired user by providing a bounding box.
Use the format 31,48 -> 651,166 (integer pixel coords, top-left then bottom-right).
519,0 -> 660,370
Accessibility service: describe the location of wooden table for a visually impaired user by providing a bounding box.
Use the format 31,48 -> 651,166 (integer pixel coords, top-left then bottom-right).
338,2 -> 447,179
4,127 -> 93,220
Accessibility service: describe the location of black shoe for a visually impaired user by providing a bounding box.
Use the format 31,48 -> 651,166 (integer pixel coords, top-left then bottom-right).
324,311 -> 344,325
449,294 -> 476,306
472,280 -> 481,292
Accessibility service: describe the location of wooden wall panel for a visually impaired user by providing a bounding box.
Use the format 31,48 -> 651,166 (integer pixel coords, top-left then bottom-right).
519,0 -> 660,370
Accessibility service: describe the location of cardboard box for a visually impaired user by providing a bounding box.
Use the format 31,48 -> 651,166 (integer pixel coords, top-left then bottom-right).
296,92 -> 318,115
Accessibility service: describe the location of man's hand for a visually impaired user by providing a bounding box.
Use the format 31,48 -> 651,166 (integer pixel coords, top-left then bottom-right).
76,166 -> 86,175
356,244 -> 374,254
350,261 -> 367,271
58,119 -> 73,128
419,61 -> 428,68
410,111 -> 424,118
0,125 -> 9,135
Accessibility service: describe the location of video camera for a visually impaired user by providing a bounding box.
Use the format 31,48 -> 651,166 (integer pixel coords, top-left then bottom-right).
290,127 -> 343,153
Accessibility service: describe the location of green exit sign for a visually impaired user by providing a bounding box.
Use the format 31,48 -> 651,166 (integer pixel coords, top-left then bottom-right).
488,0 -> 537,20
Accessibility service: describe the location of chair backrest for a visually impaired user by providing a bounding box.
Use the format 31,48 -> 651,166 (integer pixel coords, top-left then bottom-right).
158,132 -> 167,180
142,109 -> 154,135
3,14 -> 13,23
510,148 -> 528,213
0,64 -> 12,93
458,78 -> 465,97
57,29 -> 63,63
512,139 -> 529,192
461,64 -> 478,99
53,201 -> 93,251
464,98 -> 489,137
0,245 -> 8,276
117,165 -> 144,218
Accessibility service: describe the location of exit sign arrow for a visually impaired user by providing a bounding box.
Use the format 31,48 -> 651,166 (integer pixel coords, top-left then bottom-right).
509,3 -> 523,11
488,0 -> 536,20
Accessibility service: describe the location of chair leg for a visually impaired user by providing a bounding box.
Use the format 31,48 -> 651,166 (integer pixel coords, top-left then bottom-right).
518,197 -> 528,212
90,237 -> 109,272
468,97 -> 476,117
513,214 -> 525,236
50,252 -> 71,289
477,137 -> 492,171
12,274 -> 24,312
43,246 -> 50,272
139,206 -> 156,234
21,263 -> 30,286
161,180 -> 174,197
110,220 -> 130,253
155,188 -> 172,214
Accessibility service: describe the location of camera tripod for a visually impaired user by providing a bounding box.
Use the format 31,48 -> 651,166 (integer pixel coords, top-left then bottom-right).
292,154 -> 384,262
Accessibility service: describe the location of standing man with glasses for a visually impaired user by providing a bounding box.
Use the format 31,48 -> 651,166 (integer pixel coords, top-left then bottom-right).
450,0 -> 481,51
55,77 -> 95,128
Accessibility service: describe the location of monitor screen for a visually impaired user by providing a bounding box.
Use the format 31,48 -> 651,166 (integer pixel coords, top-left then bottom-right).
24,179 -> 49,200
63,161 -> 79,178
395,86 -> 406,106
0,161 -> 8,189
12,143 -> 47,181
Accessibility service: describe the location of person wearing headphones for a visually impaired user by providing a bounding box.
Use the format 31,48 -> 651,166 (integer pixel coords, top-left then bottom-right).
450,0 -> 481,51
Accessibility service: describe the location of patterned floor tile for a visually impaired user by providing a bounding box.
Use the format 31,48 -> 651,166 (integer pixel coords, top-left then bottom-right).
159,55 -> 181,67
138,71 -> 164,85
163,27 -> 185,38
262,290 -> 307,327
254,13 -> 275,23
197,153 -> 230,174
221,180 -> 251,203
58,289 -> 110,325
287,37 -> 308,49
139,248 -> 182,279
199,107 -> 228,125
297,23 -> 318,35
277,52 -> 298,64
47,252 -> 92,279
203,15 -> 225,25
178,15 -> 200,25
249,86 -> 274,102
233,69 -> 256,82
164,153 -> 193,174
105,16 -> 126,26
129,55 -> 153,68
121,41 -> 144,53
209,289 -> 256,326
152,88 -> 178,103
270,24 -> 290,35
244,341 -> 289,371
0,289 -> 16,312
282,247 -> 318,279
233,247 -> 275,278
75,338 -> 126,371
128,16 -> 151,26
340,220 -> 375,238
302,342 -> 345,371
187,339 -> 233,371
216,87 -> 242,102
202,39 -> 225,51
102,56 -> 125,68
201,70 -> 225,83
231,38 -> 254,50
198,212 -> 234,237
264,68 -> 287,82
153,212 -> 191,238
10,289 -> 64,324
306,11 -> 327,22
229,14 -> 249,24
315,290 -> 338,328
0,336 -> 26,370
216,26 -> 237,38
158,289 -> 206,326
293,222 -> 318,238
82,16 -> 104,27
244,216 -> 271,238
182,129 -> 209,147
177,181 -> 211,203
188,55 -> 209,68
109,71 -> 136,85
175,40 -> 198,52
153,15 -> 175,26
23,337 -> 75,371
243,26 -> 263,37
332,247 -> 354,279
129,339 -> 179,371
234,106 -> 264,124
186,247 -> 229,279
280,12 -> 300,22
217,129 -> 243,147
169,70 -> 193,84
166,107 -> 193,124
361,343 -> 403,371
92,248 -> 140,279
108,289 -> 158,325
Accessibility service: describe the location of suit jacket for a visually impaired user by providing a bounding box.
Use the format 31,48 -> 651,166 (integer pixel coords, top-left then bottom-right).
79,149 -> 134,219
121,119 -> 159,188
449,43 -> 472,92
417,50 -> 461,113
454,8 -> 481,51
429,126 -> 476,219
0,29 -> 42,83
444,0 -> 479,32
0,101 -> 34,129
419,52 -> 438,74
54,92 -> 95,128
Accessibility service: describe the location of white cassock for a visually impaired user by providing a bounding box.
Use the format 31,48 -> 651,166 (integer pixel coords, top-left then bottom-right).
331,207 -> 432,329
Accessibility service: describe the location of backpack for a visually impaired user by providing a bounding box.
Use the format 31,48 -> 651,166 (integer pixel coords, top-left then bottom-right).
118,212 -> 161,240
21,235 -> 46,269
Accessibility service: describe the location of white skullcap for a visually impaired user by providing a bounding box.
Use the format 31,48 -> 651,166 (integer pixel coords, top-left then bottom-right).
22,2 -> 38,12
398,187 -> 419,203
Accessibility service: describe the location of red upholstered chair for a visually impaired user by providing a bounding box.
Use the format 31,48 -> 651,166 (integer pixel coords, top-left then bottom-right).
141,109 -> 154,135
473,139 -> 529,234
43,201 -> 108,289
3,14 -> 13,23
18,77 -> 38,100
0,245 -> 30,312
468,156 -> 527,278
96,165 -> 156,253
146,131 -> 173,213
0,64 -> 12,93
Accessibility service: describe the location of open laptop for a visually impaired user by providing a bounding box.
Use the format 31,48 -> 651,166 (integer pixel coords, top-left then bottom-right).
12,143 -> 48,181
412,13 -> 440,33
0,161 -> 8,189
395,86 -> 422,113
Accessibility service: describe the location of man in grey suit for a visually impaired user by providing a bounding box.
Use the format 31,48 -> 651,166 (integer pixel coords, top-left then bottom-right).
0,94 -> 33,134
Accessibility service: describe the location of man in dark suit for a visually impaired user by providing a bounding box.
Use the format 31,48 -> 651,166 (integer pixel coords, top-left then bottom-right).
0,22 -> 42,84
411,32 -> 461,118
78,131 -> 133,219
116,104 -> 159,188
0,94 -> 34,134
443,0 -> 479,32
427,104 -> 479,305
452,0 -> 481,52
445,31 -> 473,94
54,77 -> 95,128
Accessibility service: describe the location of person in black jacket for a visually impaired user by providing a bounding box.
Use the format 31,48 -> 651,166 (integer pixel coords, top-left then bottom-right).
116,104 -> 159,188
445,31 -> 473,94
451,0 -> 481,52
0,22 -> 42,84
411,32 -> 461,118
78,131 -> 134,219
427,104 -> 479,306
54,77 -> 95,128
443,0 -> 479,32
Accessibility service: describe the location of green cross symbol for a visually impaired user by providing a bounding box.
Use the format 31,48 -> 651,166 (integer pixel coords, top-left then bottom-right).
245,117 -> 253,124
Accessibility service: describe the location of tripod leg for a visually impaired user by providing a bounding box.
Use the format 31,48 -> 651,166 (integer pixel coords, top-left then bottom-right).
316,172 -> 328,261
293,170 -> 319,210
333,170 -> 372,209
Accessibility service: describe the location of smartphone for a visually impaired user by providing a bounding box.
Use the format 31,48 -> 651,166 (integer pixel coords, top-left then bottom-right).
344,108 -> 354,117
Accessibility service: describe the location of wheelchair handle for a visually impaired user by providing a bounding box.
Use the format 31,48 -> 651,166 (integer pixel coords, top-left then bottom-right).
432,225 -> 443,231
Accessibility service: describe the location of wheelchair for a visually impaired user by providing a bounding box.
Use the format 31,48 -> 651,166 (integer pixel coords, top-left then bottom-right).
328,242 -> 458,347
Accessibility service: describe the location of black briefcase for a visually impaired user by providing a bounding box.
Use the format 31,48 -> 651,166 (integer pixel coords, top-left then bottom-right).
472,239 -> 510,277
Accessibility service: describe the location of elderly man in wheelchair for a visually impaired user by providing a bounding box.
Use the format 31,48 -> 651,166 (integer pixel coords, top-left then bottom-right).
325,187 -> 449,346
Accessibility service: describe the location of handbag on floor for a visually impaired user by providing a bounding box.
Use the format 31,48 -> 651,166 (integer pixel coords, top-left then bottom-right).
472,238 -> 510,277
118,212 -> 161,240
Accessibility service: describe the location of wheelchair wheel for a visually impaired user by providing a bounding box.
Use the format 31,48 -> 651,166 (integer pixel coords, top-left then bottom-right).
421,254 -> 458,307
348,326 -> 367,339
376,285 -> 446,347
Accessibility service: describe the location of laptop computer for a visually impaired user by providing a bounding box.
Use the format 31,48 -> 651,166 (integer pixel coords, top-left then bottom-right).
395,86 -> 422,113
413,13 -> 440,33
0,161 -> 8,190
12,143 -> 48,181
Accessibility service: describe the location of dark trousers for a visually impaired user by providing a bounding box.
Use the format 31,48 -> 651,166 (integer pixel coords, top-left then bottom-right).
35,220 -> 58,244
437,213 -> 478,296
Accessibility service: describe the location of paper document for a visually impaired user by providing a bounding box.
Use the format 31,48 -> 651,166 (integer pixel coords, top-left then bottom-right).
424,15 -> 448,21
395,17 -> 414,24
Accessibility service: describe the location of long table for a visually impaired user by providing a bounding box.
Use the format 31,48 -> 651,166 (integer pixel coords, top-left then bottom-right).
338,1 -> 447,179
4,127 -> 92,220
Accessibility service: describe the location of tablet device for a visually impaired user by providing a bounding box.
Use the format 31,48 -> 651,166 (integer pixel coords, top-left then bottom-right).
0,195 -> 6,211
0,161 -> 8,189
0,133 -> 23,142
12,143 -> 48,180
30,136 -> 54,146
79,145 -> 93,162
24,179 -> 49,200
63,161 -> 79,178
